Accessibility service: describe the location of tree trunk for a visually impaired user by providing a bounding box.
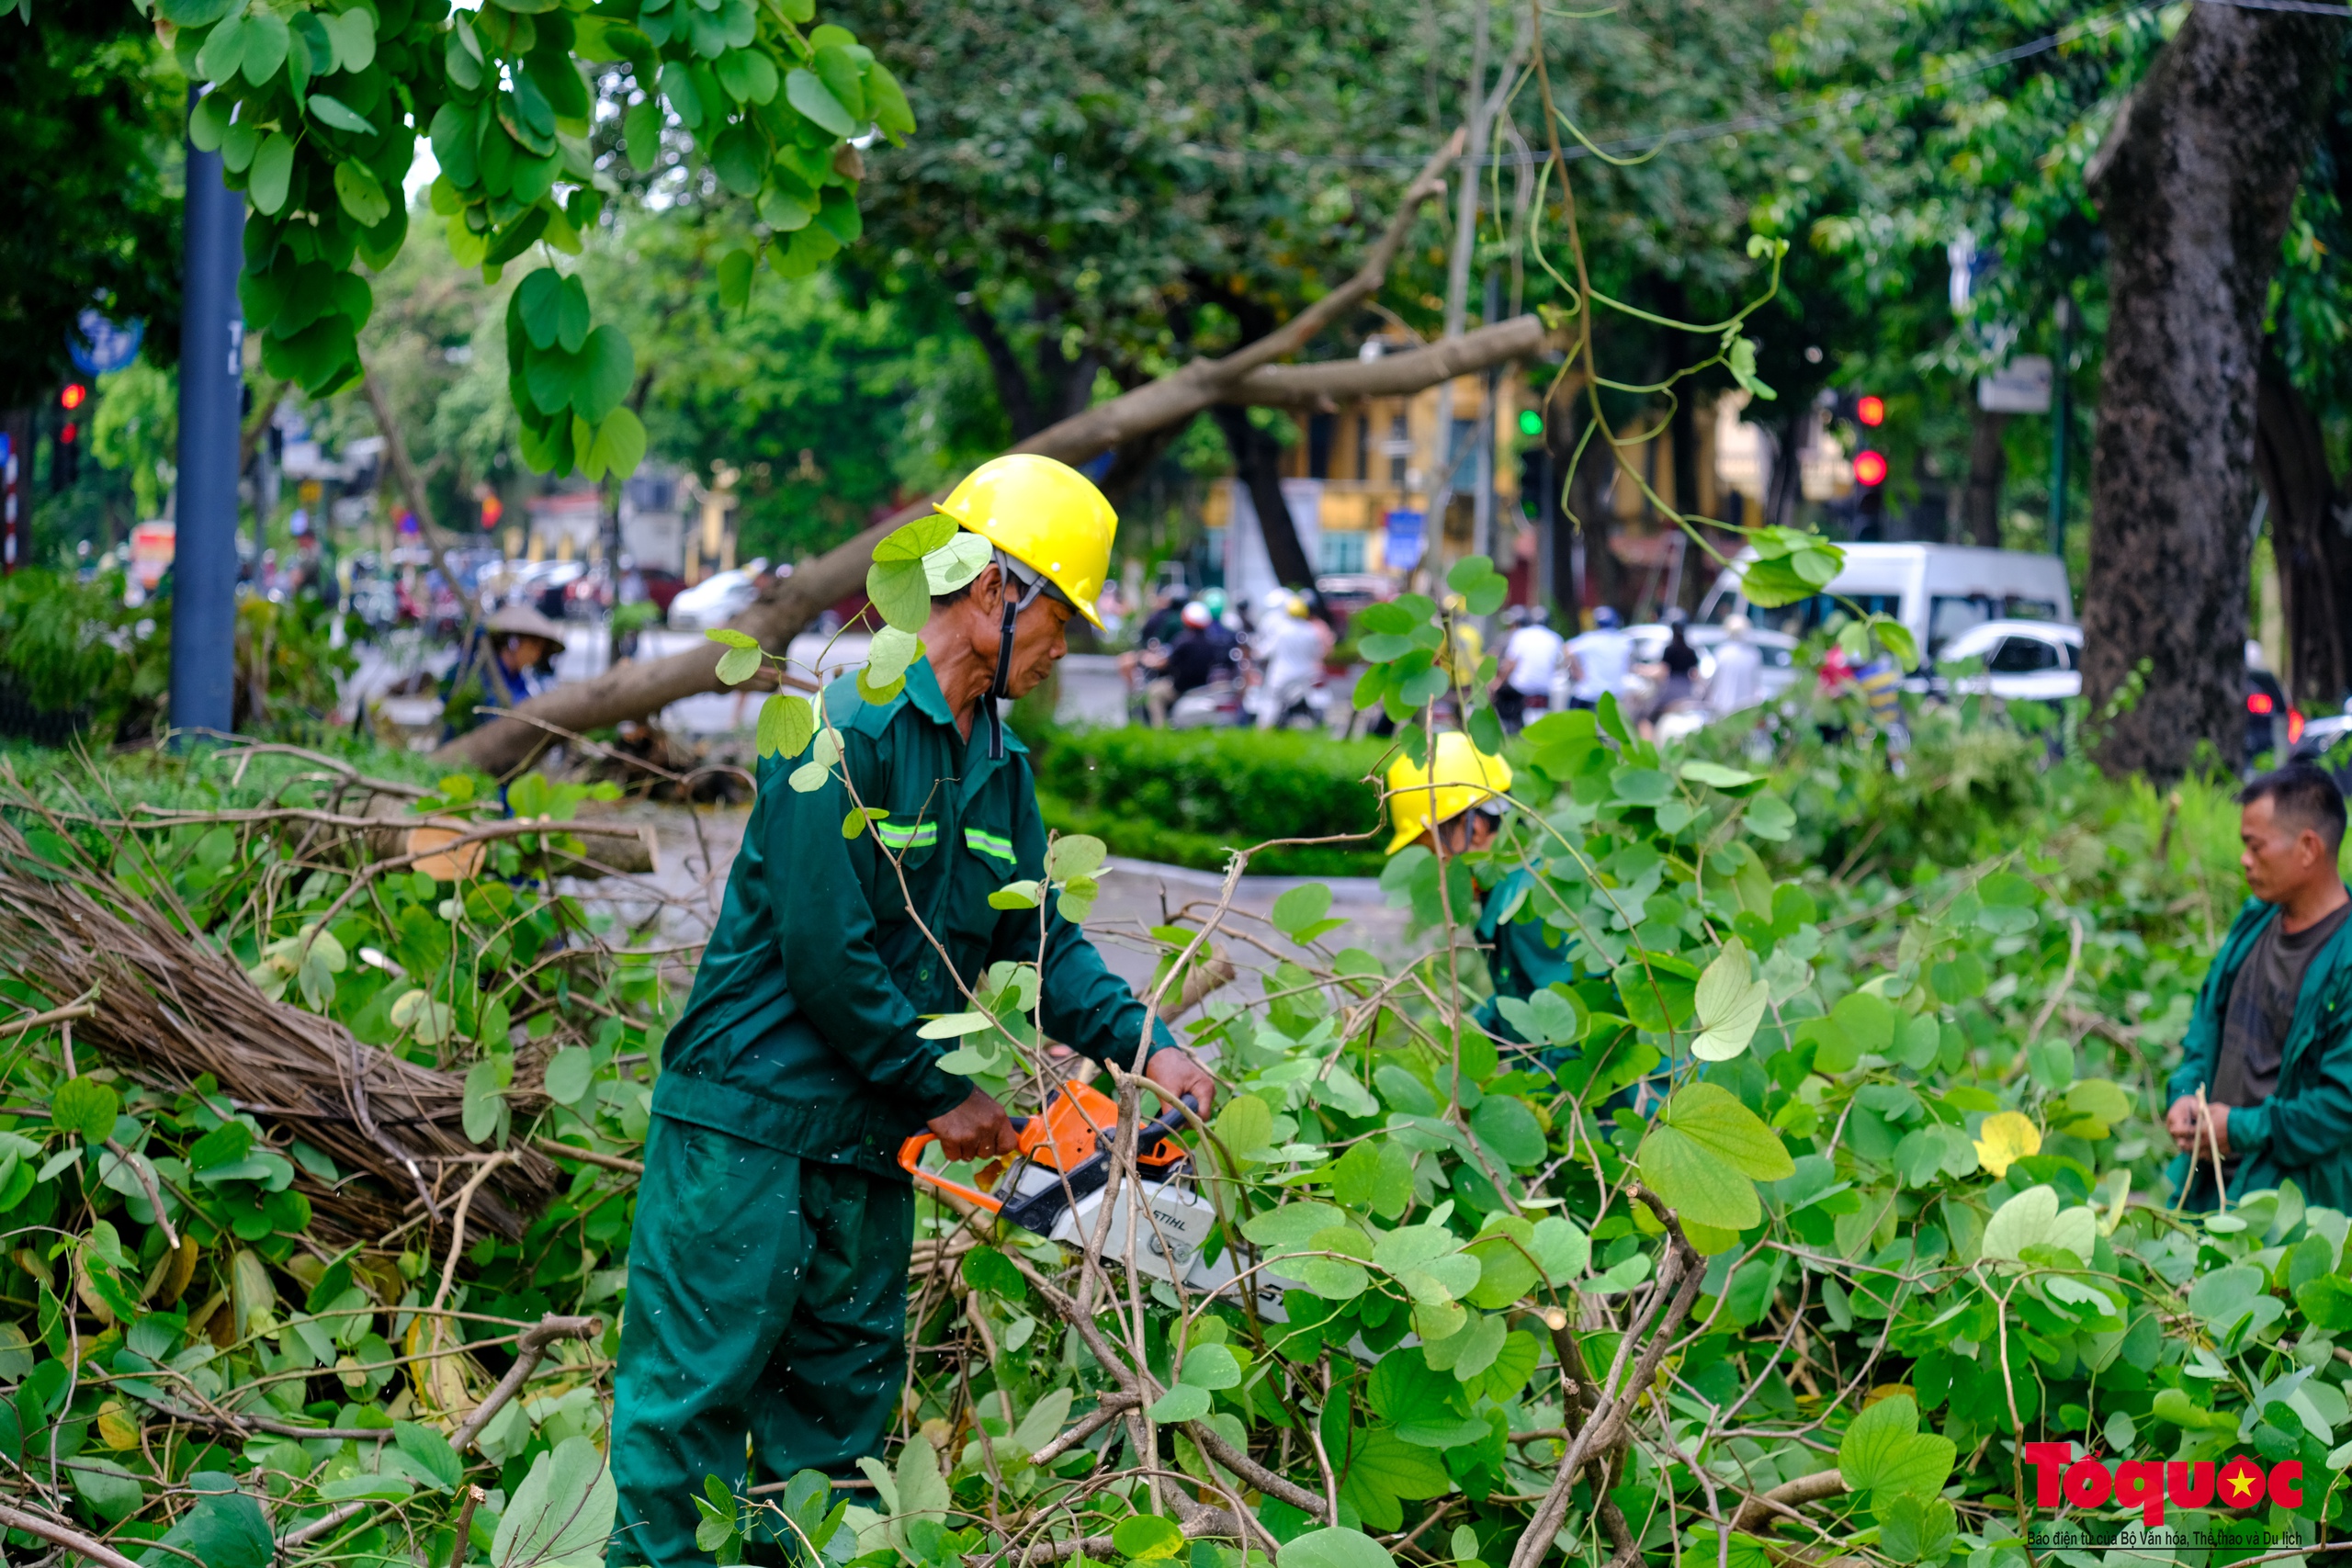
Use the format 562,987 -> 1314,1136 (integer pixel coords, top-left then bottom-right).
1210,404 -> 1316,589
2255,358 -> 2352,708
1960,407 -> 2008,547
2080,1 -> 2340,777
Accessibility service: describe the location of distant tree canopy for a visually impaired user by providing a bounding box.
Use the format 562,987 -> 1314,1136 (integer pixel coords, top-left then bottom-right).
0,0 -> 184,411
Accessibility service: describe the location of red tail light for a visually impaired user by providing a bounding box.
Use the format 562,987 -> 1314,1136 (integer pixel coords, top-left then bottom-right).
2248,691 -> 2275,716
2290,709 -> 2306,743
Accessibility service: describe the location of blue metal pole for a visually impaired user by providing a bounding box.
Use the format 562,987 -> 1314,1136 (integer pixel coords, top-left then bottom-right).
171,87 -> 244,737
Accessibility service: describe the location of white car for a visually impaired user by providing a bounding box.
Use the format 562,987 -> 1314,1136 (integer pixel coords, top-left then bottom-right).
1936,619 -> 2081,702
666,559 -> 771,630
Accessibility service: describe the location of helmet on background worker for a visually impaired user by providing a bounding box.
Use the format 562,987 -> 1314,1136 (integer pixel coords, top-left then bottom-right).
932,454 -> 1118,757
1385,733 -> 1515,855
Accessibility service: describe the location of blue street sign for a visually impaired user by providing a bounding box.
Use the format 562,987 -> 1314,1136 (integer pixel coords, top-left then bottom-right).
70,310 -> 144,377
1384,508 -> 1425,572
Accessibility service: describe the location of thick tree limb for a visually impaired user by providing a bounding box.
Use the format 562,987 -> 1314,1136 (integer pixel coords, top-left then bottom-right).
435,134 -> 1549,775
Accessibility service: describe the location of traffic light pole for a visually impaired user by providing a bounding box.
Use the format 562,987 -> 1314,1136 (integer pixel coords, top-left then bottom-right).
171,86 -> 244,738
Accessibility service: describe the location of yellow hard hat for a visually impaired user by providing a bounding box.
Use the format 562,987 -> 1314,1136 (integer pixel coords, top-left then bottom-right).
1385,733 -> 1514,855
934,455 -> 1116,630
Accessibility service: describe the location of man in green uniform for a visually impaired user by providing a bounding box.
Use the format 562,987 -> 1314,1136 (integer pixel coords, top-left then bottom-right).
1384,735 -> 1576,1045
2167,762 -> 2352,1211
608,456 -> 1218,1568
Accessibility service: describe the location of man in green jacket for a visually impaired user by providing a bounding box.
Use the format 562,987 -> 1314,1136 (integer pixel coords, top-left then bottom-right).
608,456 -> 1217,1568
2167,762 -> 2352,1211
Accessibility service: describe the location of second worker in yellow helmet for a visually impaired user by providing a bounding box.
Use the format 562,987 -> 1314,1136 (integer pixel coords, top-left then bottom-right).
1386,735 -> 1582,1052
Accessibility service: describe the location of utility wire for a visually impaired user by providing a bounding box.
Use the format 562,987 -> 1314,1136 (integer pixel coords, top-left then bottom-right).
1174,0 -> 2344,172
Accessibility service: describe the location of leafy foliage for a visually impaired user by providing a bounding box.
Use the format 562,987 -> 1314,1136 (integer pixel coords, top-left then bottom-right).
153,0 -> 909,481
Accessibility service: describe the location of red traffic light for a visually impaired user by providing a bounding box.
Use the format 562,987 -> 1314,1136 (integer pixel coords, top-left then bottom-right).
1856,394 -> 1885,427
1852,449 -> 1889,487
59,383 -> 86,412
59,423 -> 78,446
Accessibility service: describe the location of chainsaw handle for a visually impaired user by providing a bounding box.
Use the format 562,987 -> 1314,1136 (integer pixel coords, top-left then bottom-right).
1138,1094 -> 1201,1153
898,1116 -> 1033,1211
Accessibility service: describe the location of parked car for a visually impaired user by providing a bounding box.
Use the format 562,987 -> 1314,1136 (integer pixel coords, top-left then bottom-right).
1938,625 -> 2301,769
1697,543 -> 2074,663
1936,620 -> 2081,704
667,560 -> 769,630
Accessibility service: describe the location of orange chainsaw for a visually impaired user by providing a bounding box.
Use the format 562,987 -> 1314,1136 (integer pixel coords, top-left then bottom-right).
899,1080 -> 1284,1314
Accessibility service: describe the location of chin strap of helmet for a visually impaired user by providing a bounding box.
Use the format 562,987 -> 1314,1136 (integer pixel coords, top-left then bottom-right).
983,550 -> 1053,761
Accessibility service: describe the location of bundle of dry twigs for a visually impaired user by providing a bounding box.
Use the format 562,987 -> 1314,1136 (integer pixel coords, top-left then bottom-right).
0,818 -> 556,1243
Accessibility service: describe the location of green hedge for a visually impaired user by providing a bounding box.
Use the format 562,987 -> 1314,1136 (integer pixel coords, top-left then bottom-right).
1030,726 -> 1390,876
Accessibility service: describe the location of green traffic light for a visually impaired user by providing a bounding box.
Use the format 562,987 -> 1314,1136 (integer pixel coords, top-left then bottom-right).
1518,410 -> 1543,436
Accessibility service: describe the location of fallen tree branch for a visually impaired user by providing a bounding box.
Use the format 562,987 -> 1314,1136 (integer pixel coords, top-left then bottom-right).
0,991 -> 99,1041
529,1135 -> 646,1175
1728,1467 -> 1849,1536
434,130 -> 1560,776
0,1500 -> 148,1568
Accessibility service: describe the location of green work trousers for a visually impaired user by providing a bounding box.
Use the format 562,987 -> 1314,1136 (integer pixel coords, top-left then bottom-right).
608,1116 -> 913,1568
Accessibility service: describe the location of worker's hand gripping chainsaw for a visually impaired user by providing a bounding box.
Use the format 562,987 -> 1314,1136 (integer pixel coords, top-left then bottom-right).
898,1079 -> 1290,1320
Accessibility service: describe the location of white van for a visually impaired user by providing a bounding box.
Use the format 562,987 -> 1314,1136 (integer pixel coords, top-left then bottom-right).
1695,543 -> 2074,661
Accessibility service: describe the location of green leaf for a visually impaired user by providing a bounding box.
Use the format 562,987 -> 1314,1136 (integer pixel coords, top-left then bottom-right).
717,246 -> 756,313
392,1422 -> 463,1492
1335,1427 -> 1452,1532
1044,834 -> 1105,880
1270,882 -> 1335,939
1837,1394 -> 1955,1501
248,133 -> 294,215
195,16 -> 247,83
923,532 -> 991,594
492,1438 -> 617,1568
334,161 -> 390,227
72,1458 -> 143,1523
1182,1344 -> 1242,1391
570,325 -> 635,424
307,93 -> 375,133
1636,1083 -> 1792,1231
716,645 -> 763,685
1112,1516 -> 1185,1561
785,65 -> 856,136
51,1077 -> 119,1143
758,694 -> 816,760
542,1047 -> 594,1107
1280,1529 -> 1396,1568
865,558 -> 933,634
865,626 -> 923,689
158,0 -> 238,26
1679,761 -> 1758,789
582,407 -> 647,482
1147,1384 -> 1211,1423
144,1474 -> 272,1568
916,1011 -> 991,1041
322,6 -> 374,70
1691,941 -> 1770,1062
624,97 -> 662,170
1871,615 -> 1920,671
239,10 -> 287,82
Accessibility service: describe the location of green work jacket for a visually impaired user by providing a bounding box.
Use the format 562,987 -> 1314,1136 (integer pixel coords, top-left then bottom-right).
2167,896 -> 2352,1211
1471,867 -> 1578,1044
652,658 -> 1175,1179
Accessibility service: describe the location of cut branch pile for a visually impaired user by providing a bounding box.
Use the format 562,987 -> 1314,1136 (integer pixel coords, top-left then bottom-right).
0,818 -> 556,1241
